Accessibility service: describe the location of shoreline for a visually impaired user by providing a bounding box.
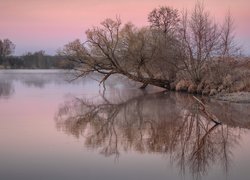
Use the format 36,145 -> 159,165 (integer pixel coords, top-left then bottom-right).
1,69 -> 249,103
212,92 -> 250,103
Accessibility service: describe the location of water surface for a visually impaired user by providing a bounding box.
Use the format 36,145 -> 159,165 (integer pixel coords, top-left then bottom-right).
0,70 -> 250,180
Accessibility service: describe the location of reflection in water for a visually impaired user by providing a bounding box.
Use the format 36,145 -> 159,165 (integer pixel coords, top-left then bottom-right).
0,70 -> 143,99
0,70 -> 73,89
55,91 -> 248,179
0,70 -> 92,99
0,81 -> 14,99
0,70 -> 73,99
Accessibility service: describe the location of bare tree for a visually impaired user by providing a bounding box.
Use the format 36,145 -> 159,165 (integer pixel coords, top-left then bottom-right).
0,39 -> 15,65
148,6 -> 184,82
148,6 -> 180,35
60,18 -> 174,89
61,2 -> 242,91
220,11 -> 240,58
179,2 -> 221,83
178,2 -> 240,84
0,39 -> 15,57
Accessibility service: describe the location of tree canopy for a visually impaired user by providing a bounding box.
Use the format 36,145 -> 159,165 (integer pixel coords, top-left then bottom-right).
60,2 -> 241,91
0,39 -> 15,57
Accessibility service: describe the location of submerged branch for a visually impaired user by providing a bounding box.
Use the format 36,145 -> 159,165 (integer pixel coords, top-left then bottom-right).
193,96 -> 221,125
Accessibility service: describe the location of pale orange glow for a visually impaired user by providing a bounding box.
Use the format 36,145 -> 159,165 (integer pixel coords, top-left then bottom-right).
0,0 -> 249,55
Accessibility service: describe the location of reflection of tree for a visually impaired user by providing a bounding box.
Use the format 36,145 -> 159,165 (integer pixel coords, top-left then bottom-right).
55,92 -> 246,178
208,100 -> 250,129
0,71 -> 75,89
23,79 -> 46,88
0,80 -> 14,99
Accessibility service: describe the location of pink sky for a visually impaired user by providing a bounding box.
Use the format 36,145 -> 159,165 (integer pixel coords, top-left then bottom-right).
0,0 -> 250,55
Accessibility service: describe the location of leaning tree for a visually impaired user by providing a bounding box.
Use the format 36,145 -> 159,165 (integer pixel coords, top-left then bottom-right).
60,14 -> 182,89
60,3 -> 240,89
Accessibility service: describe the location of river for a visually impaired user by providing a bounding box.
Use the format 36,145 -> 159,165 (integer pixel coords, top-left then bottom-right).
0,70 -> 250,180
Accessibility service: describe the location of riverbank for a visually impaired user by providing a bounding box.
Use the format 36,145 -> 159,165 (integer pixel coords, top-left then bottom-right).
213,92 -> 250,103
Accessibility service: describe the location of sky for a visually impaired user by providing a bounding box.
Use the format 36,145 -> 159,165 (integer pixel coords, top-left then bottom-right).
0,0 -> 250,55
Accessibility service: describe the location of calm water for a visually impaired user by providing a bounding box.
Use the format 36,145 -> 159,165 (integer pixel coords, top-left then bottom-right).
0,70 -> 250,180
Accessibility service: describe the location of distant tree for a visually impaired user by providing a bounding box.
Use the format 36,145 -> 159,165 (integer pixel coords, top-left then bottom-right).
0,39 -> 15,57
0,39 -> 15,66
22,50 -> 49,68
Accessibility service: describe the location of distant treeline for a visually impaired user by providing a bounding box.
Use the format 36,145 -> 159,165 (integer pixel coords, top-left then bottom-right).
0,51 -> 74,69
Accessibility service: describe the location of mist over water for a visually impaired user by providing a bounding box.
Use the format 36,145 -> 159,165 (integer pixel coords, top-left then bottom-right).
0,70 -> 250,180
